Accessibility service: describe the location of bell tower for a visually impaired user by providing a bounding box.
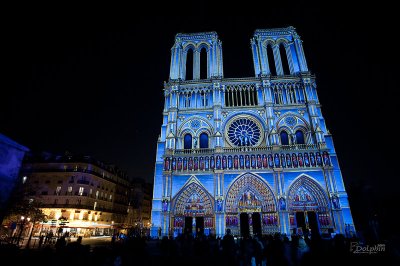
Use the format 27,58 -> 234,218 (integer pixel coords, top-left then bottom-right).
169,32 -> 224,81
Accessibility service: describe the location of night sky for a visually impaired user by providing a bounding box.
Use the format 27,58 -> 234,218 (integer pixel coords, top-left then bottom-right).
2,7 -> 398,237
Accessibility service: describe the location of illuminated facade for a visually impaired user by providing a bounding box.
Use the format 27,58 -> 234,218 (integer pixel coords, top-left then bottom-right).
151,27 -> 355,238
21,152 -> 134,237
0,133 -> 29,223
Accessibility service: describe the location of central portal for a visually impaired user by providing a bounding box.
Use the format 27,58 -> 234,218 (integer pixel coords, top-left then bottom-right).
296,211 -> 318,235
195,217 -> 204,236
184,216 -> 204,236
184,217 -> 193,235
240,212 -> 261,237
240,213 -> 250,238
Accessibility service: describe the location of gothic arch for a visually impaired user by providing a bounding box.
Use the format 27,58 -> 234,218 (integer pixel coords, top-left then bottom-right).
262,39 -> 276,48
178,116 -> 214,137
275,38 -> 290,47
225,173 -> 277,213
179,128 -> 196,138
276,112 -> 310,132
198,131 -> 209,148
293,126 -> 307,144
286,174 -> 329,212
183,42 -> 196,52
183,45 -> 195,80
197,41 -> 211,51
172,176 -> 214,216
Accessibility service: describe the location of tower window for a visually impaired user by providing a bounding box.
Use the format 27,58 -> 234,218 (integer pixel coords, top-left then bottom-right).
267,44 -> 277,76
199,133 -> 209,148
184,134 -> 192,149
279,43 -> 290,75
200,47 -> 207,79
280,131 -> 289,145
186,49 -> 194,80
295,130 -> 305,144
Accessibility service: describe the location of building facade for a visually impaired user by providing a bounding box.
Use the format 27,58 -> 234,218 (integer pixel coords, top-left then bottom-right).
151,27 -> 355,239
21,152 -> 133,237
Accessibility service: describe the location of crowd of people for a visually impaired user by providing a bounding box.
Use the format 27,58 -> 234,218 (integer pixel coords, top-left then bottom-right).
0,229 -> 396,266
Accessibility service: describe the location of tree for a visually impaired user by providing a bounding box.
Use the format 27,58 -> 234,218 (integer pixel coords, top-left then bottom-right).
0,176 -> 46,244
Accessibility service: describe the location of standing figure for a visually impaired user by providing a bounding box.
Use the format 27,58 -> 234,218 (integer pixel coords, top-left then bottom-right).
279,197 -> 286,210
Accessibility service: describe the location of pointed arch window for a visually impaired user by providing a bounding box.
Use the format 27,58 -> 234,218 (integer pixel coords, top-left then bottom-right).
199,133 -> 209,148
280,131 -> 289,145
200,91 -> 208,107
186,49 -> 194,80
200,47 -> 207,79
295,130 -> 305,144
279,43 -> 290,75
184,92 -> 192,108
184,134 -> 192,149
267,44 -> 277,76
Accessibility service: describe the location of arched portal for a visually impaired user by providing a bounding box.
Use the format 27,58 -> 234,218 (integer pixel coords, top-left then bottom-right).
172,179 -> 214,237
225,173 -> 279,236
287,175 -> 332,235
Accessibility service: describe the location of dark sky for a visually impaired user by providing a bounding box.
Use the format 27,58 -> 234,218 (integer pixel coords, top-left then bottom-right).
2,7 -> 398,236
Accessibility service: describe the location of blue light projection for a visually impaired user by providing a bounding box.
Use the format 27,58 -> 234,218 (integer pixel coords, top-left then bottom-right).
151,27 -> 355,239
228,118 -> 261,146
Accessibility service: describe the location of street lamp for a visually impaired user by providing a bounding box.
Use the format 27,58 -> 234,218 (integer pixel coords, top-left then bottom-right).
17,216 -> 26,246
26,218 -> 36,249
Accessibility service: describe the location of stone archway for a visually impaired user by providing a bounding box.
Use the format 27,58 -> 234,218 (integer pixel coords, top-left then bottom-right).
287,175 -> 331,235
171,179 -> 214,236
225,173 -> 279,236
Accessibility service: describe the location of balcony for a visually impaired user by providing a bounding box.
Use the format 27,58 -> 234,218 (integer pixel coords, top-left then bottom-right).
173,148 -> 215,155
171,143 -> 324,156
163,143 -> 331,172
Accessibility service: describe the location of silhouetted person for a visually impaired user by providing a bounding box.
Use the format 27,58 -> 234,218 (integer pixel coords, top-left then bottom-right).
253,236 -> 264,266
55,236 -> 67,252
38,235 -> 44,249
221,229 -> 236,265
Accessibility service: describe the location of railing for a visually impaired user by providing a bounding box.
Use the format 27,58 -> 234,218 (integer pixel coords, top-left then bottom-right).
163,143 -> 331,172
223,146 -> 273,153
174,148 -> 215,155
170,144 -> 324,156
280,144 -> 319,150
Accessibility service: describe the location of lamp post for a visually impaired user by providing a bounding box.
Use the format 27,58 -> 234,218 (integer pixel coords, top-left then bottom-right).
17,216 -> 28,246
26,218 -> 35,249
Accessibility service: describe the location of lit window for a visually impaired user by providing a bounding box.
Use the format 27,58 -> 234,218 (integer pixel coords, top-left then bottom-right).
295,130 -> 305,144
184,134 -> 192,149
280,131 -> 289,145
109,194 -> 112,200
89,189 -> 93,195
94,202 -> 97,210
96,191 -> 99,199
79,187 -> 84,196
68,186 -> 72,193
22,176 -> 27,184
56,186 -> 61,195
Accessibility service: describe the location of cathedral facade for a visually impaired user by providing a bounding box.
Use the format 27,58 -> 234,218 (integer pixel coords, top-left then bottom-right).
150,27 -> 355,238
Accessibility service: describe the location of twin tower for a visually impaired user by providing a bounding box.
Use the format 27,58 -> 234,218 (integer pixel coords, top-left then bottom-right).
169,26 -> 308,81
151,27 -> 355,239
